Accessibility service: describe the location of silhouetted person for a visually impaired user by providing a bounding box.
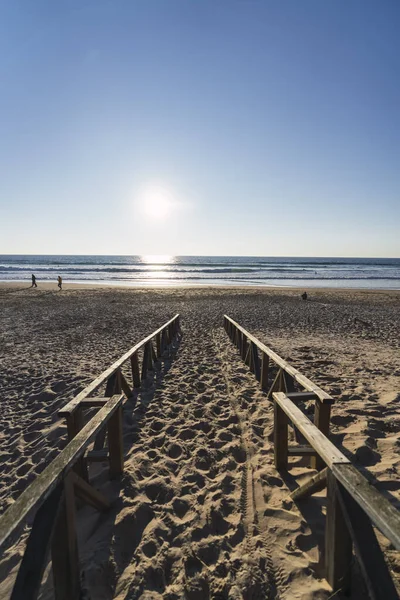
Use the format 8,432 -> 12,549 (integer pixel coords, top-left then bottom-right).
31,274 -> 37,288
301,291 -> 308,301
57,276 -> 62,290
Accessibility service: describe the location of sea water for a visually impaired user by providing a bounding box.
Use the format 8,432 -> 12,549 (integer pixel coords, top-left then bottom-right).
0,255 -> 399,289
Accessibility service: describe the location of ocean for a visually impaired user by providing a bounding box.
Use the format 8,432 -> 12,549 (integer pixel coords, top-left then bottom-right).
1,255 -> 400,289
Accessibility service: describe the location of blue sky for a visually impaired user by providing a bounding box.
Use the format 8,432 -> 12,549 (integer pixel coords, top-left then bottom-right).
0,0 -> 399,257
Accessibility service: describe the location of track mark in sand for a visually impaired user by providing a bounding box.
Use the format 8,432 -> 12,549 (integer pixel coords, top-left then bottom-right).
213,329 -> 288,599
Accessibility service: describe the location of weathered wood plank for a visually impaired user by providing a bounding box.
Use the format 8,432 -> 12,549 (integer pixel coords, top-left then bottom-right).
224,315 -> 333,404
336,476 -> 399,599
86,449 -> 108,462
332,463 -> 400,551
59,314 -> 179,416
10,484 -> 63,600
272,393 -> 350,469
156,332 -> 161,357
325,470 -> 352,594
291,467 -> 328,501
0,395 -> 123,551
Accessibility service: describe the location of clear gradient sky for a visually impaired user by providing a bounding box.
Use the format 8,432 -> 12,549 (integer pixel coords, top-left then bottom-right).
0,1 -> 399,257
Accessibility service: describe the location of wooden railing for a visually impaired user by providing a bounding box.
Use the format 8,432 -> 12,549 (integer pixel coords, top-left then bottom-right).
0,315 -> 181,600
59,313 -> 180,477
224,315 -> 400,598
273,391 -> 400,599
224,315 -> 334,469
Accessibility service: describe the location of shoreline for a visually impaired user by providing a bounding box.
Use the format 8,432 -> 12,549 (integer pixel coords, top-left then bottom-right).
1,280 -> 400,295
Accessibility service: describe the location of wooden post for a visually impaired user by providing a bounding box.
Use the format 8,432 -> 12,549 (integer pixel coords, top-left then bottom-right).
51,473 -> 80,600
252,342 -> 261,381
241,334 -> 248,360
73,407 -> 88,482
260,352 -> 269,390
131,352 -> 141,388
325,470 -> 352,595
311,400 -> 332,470
274,399 -> 288,471
141,344 -> 149,380
108,406 -> 124,478
156,333 -> 161,358
10,484 -> 63,600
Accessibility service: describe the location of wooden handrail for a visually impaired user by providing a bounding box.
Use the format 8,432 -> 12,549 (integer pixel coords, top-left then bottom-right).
273,392 -> 349,468
59,314 -> 180,416
224,315 -> 333,404
0,394 -> 123,552
272,389 -> 400,597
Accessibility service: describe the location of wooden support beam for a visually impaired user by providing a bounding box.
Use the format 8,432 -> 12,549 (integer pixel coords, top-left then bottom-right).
282,371 -> 296,393
311,399 -> 332,470
131,353 -> 141,388
51,473 -> 80,600
336,476 -> 399,600
10,484 -> 63,600
325,470 -> 353,595
260,352 -> 269,391
70,472 -> 110,512
274,399 -> 288,471
273,393 -> 349,469
291,467 -> 328,501
108,405 -> 124,479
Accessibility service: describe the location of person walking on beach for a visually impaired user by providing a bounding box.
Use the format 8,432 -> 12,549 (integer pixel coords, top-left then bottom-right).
57,275 -> 62,290
301,291 -> 308,301
31,274 -> 37,288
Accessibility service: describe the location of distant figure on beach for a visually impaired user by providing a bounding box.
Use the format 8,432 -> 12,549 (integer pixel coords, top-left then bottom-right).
301,291 -> 308,301
31,274 -> 37,288
57,276 -> 62,290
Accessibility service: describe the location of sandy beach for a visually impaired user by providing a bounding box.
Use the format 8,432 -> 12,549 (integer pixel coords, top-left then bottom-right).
0,284 -> 399,599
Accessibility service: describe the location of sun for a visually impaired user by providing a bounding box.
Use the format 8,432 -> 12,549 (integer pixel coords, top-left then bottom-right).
140,185 -> 174,220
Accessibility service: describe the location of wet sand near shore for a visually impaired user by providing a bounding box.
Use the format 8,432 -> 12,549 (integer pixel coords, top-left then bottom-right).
0,286 -> 399,599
